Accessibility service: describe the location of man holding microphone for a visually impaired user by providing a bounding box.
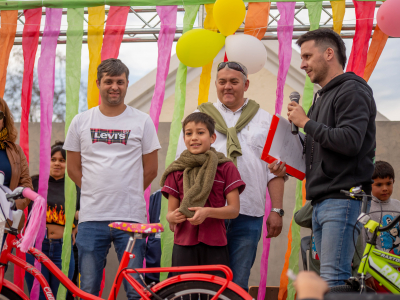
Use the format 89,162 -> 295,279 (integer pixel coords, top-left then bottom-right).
270,29 -> 376,287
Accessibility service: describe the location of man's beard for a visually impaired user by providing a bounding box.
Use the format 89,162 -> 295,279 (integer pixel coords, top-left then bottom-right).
310,59 -> 329,85
105,96 -> 122,106
102,90 -> 123,106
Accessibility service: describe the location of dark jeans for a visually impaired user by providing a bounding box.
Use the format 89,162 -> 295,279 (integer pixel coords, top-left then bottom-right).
312,199 -> 367,287
225,214 -> 263,291
76,221 -> 146,300
25,237 -> 75,300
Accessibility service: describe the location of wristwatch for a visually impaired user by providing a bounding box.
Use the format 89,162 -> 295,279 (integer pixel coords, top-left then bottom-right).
271,208 -> 285,217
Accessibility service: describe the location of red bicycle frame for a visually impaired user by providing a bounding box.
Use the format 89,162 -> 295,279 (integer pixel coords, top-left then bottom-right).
0,234 -> 252,300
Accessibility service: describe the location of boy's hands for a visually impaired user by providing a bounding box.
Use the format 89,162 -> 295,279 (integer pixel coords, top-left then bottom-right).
187,207 -> 209,225
168,208 -> 187,225
169,223 -> 177,232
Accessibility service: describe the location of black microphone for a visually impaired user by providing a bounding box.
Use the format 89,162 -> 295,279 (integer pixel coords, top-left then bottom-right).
290,91 -> 301,135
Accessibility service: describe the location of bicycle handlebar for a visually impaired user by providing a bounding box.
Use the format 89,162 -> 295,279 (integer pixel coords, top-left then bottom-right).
22,188 -> 40,201
340,188 -> 369,214
1,187 -> 47,253
341,187 -> 400,234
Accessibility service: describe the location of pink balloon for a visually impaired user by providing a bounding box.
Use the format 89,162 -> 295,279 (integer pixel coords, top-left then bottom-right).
377,0 -> 400,37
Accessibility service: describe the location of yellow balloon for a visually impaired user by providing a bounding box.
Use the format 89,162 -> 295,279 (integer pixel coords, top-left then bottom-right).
176,29 -> 226,68
214,0 -> 246,36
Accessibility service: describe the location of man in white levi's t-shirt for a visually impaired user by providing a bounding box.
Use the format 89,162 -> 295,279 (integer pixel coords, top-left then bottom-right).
64,59 -> 161,300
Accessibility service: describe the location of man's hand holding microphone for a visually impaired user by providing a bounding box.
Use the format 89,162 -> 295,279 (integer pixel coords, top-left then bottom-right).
268,91 -> 310,176
287,92 -> 310,130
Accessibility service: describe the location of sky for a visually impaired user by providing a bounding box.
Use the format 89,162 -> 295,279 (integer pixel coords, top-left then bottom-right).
5,2 -> 400,120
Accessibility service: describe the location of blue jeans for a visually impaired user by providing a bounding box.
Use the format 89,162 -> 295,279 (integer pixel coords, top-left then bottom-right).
225,214 -> 263,291
76,221 -> 146,300
312,199 -> 367,287
25,238 -> 75,300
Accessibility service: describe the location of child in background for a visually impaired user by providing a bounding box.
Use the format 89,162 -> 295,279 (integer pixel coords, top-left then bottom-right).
366,160 -> 400,292
160,112 -> 245,275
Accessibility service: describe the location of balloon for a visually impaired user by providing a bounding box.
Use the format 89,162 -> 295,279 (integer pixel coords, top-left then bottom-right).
176,29 -> 226,68
377,0 -> 400,37
214,0 -> 246,36
225,34 -> 267,74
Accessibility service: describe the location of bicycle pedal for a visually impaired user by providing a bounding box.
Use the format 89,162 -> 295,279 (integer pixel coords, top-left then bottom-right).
345,277 -> 360,290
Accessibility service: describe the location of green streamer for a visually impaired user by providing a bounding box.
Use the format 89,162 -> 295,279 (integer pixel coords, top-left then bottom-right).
302,1 -> 323,114
159,4 -> 199,282
285,3 -> 323,300
57,7 -> 83,300
0,0 -> 352,10
302,76 -> 314,114
305,1 -> 323,31
287,180 -> 304,300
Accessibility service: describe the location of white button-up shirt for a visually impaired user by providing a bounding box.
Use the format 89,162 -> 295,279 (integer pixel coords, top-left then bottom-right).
176,99 -> 276,217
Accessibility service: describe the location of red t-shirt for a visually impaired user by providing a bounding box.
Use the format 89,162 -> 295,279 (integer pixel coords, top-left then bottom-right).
161,161 -> 246,246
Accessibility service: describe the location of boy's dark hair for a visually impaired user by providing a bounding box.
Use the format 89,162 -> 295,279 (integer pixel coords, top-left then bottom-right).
182,112 -> 215,136
97,58 -> 129,82
296,28 -> 347,70
372,161 -> 395,180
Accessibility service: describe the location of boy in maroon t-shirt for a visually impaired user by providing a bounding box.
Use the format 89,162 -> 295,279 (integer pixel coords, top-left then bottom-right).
161,112 -> 245,274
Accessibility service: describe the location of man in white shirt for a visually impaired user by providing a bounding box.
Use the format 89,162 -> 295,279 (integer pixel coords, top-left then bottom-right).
176,61 -> 285,291
64,59 -> 161,300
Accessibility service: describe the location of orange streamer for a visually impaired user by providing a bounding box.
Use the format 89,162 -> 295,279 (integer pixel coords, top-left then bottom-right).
363,24 -> 389,82
302,180 -> 307,206
197,4 -> 217,105
0,11 -> 18,97
278,219 -> 293,300
244,2 -> 271,40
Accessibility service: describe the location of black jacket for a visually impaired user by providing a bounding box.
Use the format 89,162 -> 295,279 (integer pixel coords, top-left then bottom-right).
303,72 -> 376,204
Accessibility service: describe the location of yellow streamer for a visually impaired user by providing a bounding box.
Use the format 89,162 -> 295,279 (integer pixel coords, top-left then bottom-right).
331,0 -> 345,34
87,6 -> 105,109
197,4 -> 218,105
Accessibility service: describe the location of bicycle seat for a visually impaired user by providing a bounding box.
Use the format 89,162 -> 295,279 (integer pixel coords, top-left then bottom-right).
108,222 -> 164,234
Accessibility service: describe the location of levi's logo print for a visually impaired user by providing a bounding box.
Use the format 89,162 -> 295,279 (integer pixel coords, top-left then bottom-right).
90,128 -> 131,145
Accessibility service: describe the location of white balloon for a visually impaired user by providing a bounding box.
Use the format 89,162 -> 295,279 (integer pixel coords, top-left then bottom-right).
225,34 -> 267,74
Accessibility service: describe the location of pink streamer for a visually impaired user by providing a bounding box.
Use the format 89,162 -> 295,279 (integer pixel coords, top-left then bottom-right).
258,190 -> 272,300
150,6 -> 177,131
346,1 -> 375,77
19,195 -> 47,253
275,2 -> 296,116
258,4 -> 295,299
143,6 -> 177,267
31,8 -> 62,300
144,6 -> 177,221
258,3 -> 296,300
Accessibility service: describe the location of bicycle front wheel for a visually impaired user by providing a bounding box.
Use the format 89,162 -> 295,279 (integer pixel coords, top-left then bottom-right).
0,286 -> 24,300
155,281 -> 248,300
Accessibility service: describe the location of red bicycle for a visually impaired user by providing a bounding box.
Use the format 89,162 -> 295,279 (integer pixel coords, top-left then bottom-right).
0,185 -> 253,300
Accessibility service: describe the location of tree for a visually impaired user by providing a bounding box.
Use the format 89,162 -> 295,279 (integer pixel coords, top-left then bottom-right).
4,47 -> 87,122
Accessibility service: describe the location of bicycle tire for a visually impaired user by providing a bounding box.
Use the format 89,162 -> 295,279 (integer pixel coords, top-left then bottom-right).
155,281 -> 247,300
0,286 -> 24,300
329,284 -> 375,294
